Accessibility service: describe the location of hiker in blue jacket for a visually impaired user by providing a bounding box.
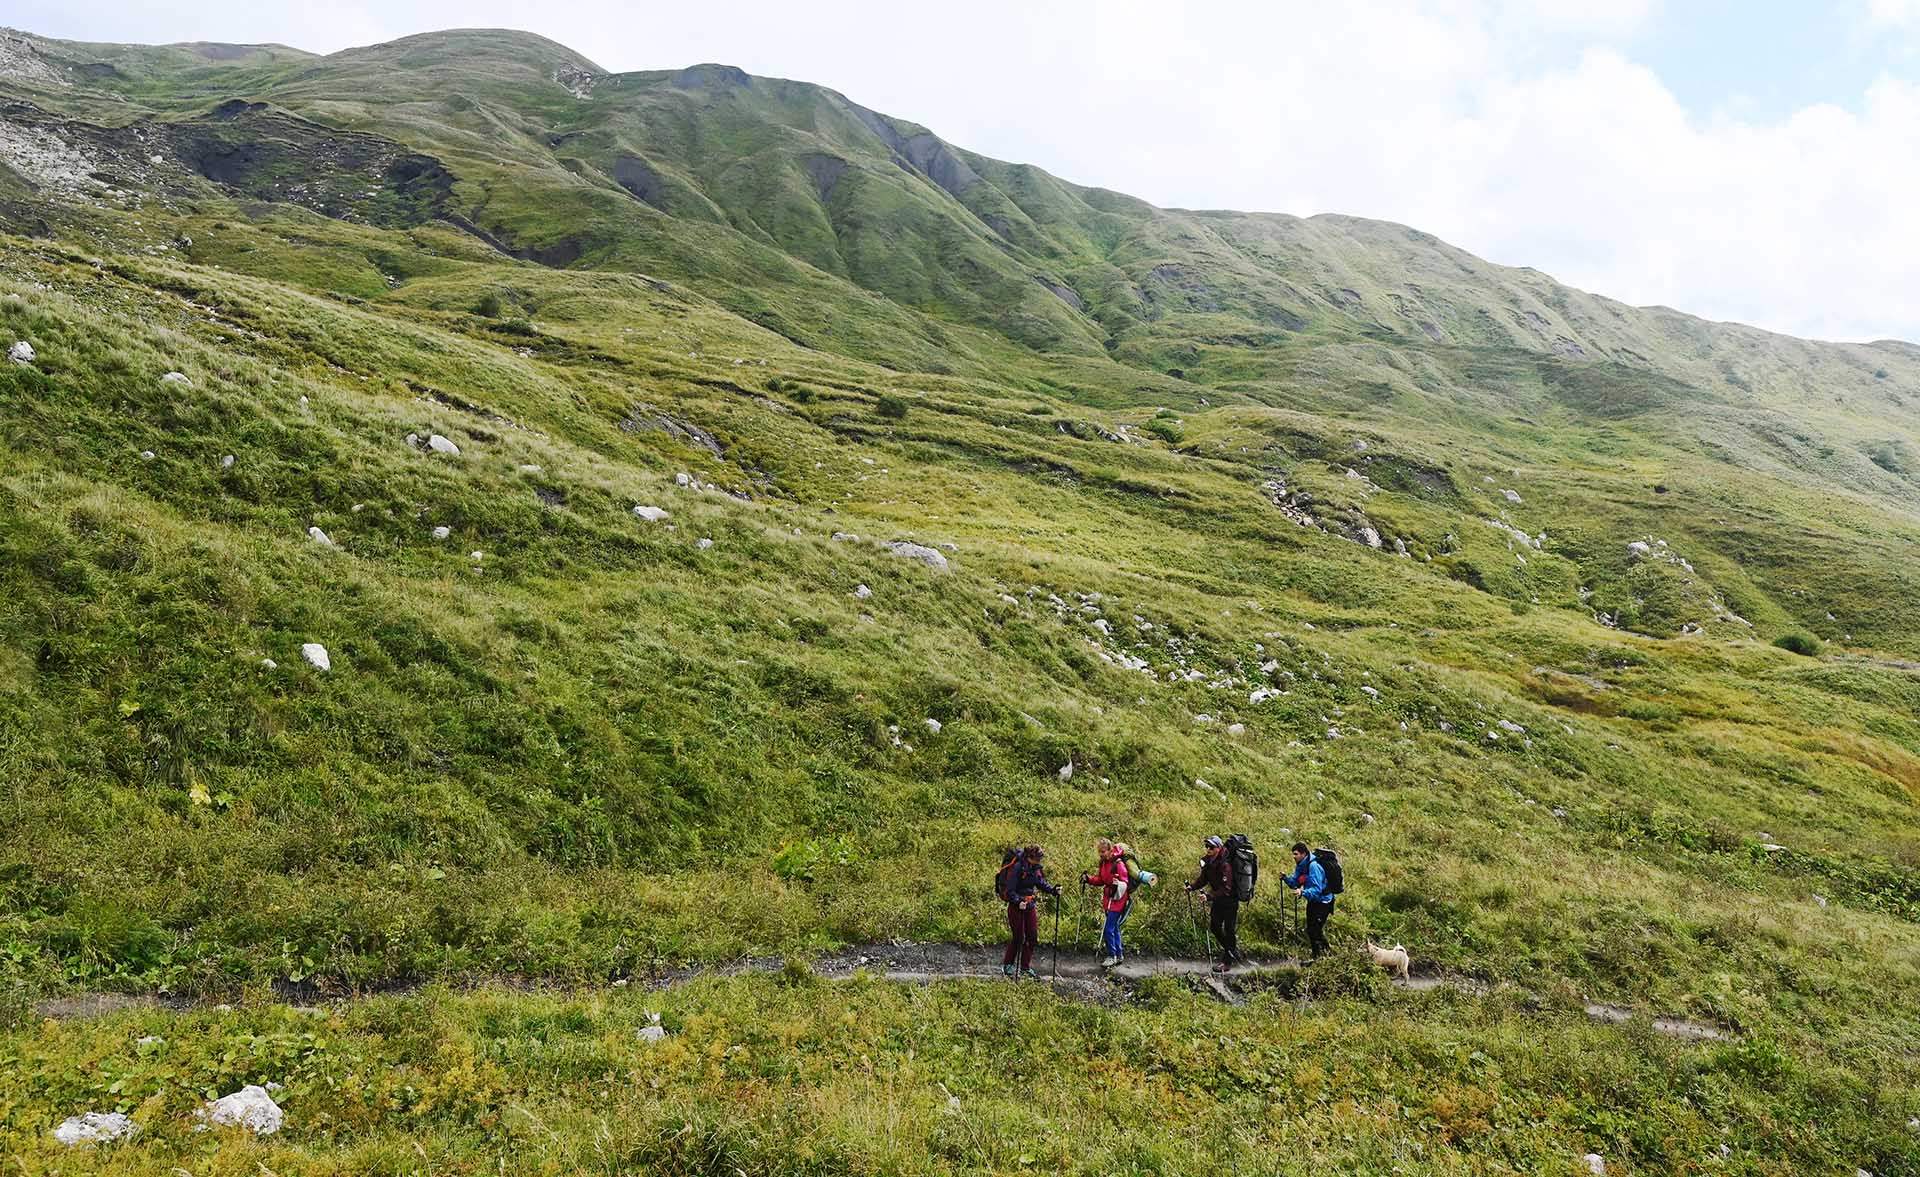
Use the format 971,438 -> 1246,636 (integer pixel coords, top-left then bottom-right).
1285,842 -> 1334,959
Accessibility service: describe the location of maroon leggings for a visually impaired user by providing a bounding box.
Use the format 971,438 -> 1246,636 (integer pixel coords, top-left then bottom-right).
1003,901 -> 1040,969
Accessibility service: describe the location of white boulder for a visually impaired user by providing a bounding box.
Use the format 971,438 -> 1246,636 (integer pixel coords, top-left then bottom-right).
160,371 -> 191,386
696,537 -> 713,550
220,454 -> 235,468
632,505 -> 668,522
1058,762 -> 1074,782
427,434 -> 460,455
1626,541 -> 1652,559
1226,722 -> 1246,737
307,526 -> 333,546
853,584 -> 872,600
197,1085 -> 283,1136
139,450 -> 155,461
924,718 -> 942,734
885,541 -> 950,571
1502,488 -> 1522,503
7,340 -> 33,365
53,1111 -> 139,1146
831,532 -> 861,543
431,525 -> 451,540
1584,1155 -> 1605,1176
300,643 -> 331,671
260,658 -> 277,670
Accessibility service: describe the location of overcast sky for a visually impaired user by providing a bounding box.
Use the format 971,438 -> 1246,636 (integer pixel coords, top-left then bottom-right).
16,1 -> 1920,343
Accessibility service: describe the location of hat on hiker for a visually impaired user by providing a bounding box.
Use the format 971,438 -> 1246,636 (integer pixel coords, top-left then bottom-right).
1025,845 -> 1044,860
1204,835 -> 1223,848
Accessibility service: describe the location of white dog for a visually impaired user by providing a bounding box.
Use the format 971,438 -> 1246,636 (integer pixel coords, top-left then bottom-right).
1366,939 -> 1411,980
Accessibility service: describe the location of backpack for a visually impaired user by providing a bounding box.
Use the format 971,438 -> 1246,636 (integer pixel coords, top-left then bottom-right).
1313,848 -> 1344,896
1119,852 -> 1157,889
993,848 -> 1023,900
1224,834 -> 1258,901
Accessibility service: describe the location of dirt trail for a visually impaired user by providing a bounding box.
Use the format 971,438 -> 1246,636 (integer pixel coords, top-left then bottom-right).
651,941 -> 1728,1040
34,941 -> 1727,1042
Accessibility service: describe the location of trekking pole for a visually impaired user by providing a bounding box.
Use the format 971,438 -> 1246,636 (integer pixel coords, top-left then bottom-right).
1051,894 -> 1061,980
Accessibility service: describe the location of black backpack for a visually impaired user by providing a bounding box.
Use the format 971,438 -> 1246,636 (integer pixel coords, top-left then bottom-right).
993,848 -> 1023,900
1224,834 -> 1258,901
1313,848 -> 1344,896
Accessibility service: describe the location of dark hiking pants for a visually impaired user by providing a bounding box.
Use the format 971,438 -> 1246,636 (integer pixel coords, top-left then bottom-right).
1003,901 -> 1040,970
1306,899 -> 1333,958
1209,895 -> 1241,962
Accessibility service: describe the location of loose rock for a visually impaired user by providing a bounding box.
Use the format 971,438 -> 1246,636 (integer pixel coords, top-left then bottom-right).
53,1112 -> 139,1146
427,434 -> 460,456
637,1012 -> 668,1043
1584,1155 -> 1605,1176
885,540 -> 950,571
7,340 -> 33,365
197,1085 -> 283,1136
632,505 -> 668,522
160,371 -> 191,385
301,643 -> 331,671
431,525 -> 451,540
307,526 -> 333,546
853,584 -> 872,600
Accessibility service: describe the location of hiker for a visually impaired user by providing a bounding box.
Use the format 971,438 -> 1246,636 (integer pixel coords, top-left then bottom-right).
998,845 -> 1060,979
1081,838 -> 1132,967
1184,835 -> 1241,972
1285,841 -> 1335,959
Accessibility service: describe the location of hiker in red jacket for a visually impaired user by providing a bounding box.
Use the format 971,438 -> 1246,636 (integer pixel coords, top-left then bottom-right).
1082,838 -> 1132,967
1000,846 -> 1060,979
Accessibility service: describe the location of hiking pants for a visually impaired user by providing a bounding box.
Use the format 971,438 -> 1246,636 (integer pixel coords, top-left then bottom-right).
1102,908 -> 1125,959
1306,899 -> 1333,958
1209,895 -> 1241,962
1004,901 -> 1040,970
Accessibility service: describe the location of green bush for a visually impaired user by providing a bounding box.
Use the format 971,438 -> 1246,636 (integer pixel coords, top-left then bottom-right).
475,290 -> 504,317
1773,631 -> 1822,656
875,393 -> 909,420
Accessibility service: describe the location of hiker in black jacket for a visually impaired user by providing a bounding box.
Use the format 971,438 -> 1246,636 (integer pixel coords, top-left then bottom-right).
1184,835 -> 1241,972
1001,846 -> 1061,979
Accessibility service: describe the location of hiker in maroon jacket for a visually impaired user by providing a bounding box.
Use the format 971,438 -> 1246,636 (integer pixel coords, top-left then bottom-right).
1185,835 -> 1242,972
1001,846 -> 1061,979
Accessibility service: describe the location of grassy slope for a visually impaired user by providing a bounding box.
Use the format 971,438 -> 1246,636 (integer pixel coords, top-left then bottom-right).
0,27 -> 1917,1174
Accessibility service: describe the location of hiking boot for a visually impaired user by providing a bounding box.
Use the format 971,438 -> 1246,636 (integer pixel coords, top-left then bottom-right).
1021,968 -> 1040,981
1002,963 -> 1016,978
1100,954 -> 1118,968
1212,961 -> 1231,973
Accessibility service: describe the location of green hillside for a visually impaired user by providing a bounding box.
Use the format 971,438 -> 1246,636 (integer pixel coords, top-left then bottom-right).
0,25 -> 1916,1175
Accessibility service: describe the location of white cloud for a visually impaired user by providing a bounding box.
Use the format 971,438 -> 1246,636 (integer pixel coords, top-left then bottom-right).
1868,0 -> 1920,27
15,0 -> 1920,341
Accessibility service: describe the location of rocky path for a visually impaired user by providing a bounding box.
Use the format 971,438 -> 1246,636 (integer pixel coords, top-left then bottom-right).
646,941 -> 1727,1039
35,941 -> 1727,1042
